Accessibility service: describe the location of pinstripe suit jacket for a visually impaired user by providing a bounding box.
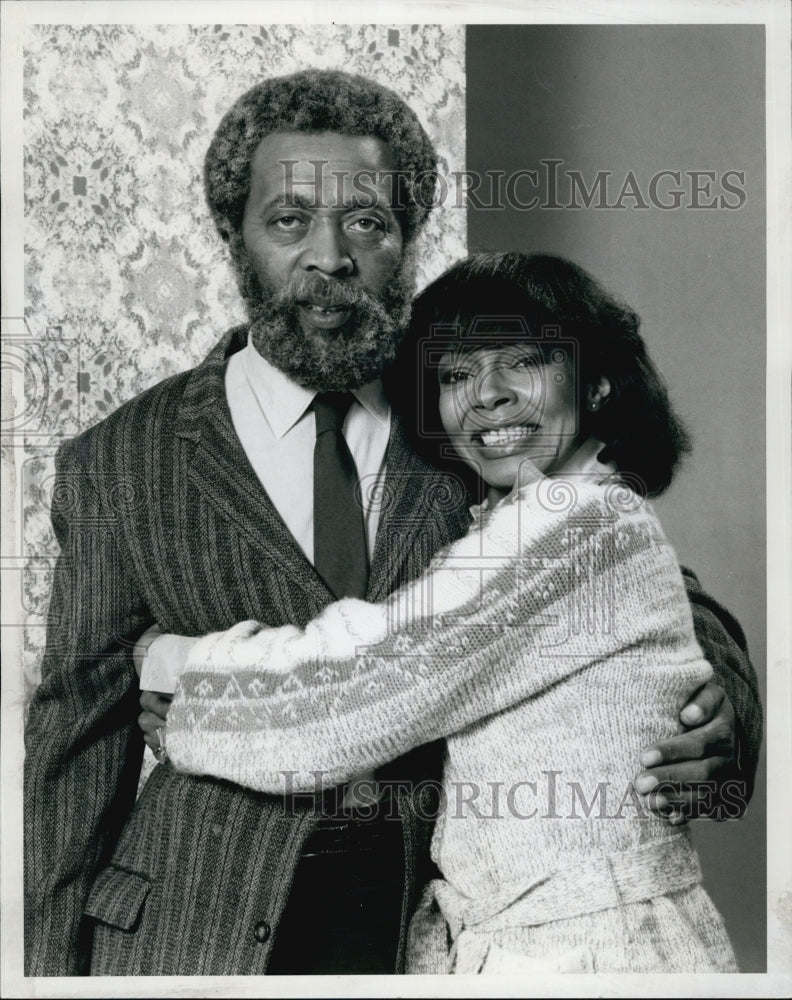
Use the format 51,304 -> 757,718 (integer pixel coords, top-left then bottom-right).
24,326 -> 472,976
24,326 -> 762,976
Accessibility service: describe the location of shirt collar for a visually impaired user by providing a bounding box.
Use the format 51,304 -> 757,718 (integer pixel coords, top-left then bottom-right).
349,377 -> 390,426
242,333 -> 389,439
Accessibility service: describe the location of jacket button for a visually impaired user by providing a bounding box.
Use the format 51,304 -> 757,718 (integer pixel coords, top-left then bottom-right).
253,921 -> 271,943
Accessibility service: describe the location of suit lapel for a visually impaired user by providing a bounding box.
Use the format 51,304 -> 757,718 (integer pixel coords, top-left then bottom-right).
174,326 -> 333,605
174,330 -> 471,609
367,419 -> 473,603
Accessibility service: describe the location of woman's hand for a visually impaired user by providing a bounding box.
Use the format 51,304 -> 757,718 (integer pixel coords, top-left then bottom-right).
139,690 -> 172,760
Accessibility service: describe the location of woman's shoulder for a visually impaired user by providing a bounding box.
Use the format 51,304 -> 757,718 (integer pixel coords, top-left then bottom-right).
509,473 -> 623,514
502,474 -> 664,541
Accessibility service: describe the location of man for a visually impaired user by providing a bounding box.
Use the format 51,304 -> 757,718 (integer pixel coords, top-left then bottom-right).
24,69 -> 762,977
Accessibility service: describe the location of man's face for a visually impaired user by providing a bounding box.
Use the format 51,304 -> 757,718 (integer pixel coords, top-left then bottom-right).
239,131 -> 412,391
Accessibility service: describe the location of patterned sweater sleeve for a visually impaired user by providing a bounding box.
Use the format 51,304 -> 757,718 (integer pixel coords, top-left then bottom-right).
166,481 -> 709,792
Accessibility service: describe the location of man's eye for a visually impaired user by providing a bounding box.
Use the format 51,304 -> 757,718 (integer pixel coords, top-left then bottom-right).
271,215 -> 305,230
348,217 -> 384,233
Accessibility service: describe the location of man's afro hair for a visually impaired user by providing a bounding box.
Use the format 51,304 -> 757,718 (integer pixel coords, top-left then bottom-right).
204,69 -> 438,246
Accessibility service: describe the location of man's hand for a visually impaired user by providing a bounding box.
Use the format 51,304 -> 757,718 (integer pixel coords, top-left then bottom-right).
635,682 -> 742,824
139,690 -> 172,757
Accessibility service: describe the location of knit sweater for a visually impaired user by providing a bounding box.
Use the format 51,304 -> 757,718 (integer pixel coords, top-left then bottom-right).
166,477 -> 737,973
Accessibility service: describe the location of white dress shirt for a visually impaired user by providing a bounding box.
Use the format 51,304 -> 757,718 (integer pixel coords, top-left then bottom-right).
224,336 -> 392,805
224,334 -> 391,565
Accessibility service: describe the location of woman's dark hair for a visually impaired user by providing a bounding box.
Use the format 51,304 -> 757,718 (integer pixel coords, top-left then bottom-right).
384,251 -> 691,498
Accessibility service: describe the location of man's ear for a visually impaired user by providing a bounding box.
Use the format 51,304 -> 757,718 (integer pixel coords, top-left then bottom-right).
586,377 -> 612,412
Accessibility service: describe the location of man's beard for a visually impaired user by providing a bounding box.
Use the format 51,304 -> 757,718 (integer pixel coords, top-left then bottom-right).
240,256 -> 415,392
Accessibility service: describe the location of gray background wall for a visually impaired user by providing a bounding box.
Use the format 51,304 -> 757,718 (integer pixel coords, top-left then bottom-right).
466,24 -> 766,971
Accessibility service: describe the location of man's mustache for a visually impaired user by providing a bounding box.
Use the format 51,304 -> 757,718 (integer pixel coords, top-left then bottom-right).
270,275 -> 380,311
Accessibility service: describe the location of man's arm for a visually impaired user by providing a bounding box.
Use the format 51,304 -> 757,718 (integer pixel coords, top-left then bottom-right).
24,439 -> 150,976
635,567 -> 762,820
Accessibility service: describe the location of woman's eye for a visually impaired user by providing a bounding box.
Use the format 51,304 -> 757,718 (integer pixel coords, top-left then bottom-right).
512,353 -> 544,369
440,369 -> 471,385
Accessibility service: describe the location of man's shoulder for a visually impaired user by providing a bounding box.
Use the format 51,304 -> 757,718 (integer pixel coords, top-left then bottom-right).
60,325 -> 247,469
61,368 -> 191,467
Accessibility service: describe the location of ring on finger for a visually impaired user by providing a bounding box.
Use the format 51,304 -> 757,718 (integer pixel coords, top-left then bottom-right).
153,726 -> 168,764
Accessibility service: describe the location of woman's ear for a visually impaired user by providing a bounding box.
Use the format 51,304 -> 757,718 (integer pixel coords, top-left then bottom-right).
586,377 -> 612,412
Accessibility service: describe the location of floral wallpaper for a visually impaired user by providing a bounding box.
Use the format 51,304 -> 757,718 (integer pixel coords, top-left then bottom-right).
19,24 -> 466,698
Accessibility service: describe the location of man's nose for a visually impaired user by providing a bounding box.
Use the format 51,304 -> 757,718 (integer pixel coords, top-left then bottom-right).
300,219 -> 354,277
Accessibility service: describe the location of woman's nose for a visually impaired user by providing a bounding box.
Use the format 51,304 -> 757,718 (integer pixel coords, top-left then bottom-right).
474,367 -> 516,410
300,219 -> 354,277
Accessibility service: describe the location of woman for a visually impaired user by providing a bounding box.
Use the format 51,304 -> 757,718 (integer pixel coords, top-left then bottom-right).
138,253 -> 738,974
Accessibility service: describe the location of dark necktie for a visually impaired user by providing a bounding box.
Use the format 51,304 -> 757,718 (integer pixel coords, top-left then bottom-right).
313,391 -> 369,599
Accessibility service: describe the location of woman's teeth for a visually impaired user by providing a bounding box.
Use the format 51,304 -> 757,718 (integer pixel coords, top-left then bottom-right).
479,426 -> 539,446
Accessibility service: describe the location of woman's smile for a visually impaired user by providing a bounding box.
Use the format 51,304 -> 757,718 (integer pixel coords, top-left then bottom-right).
476,424 -> 542,447
438,343 -> 579,492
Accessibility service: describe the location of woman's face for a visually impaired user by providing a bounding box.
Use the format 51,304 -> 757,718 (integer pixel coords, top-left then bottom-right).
437,342 -> 579,492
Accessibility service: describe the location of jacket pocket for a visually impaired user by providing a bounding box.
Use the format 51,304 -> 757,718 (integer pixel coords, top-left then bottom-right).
84,866 -> 152,931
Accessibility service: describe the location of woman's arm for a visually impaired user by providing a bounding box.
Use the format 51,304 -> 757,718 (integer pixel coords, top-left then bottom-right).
165,481 -> 708,793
